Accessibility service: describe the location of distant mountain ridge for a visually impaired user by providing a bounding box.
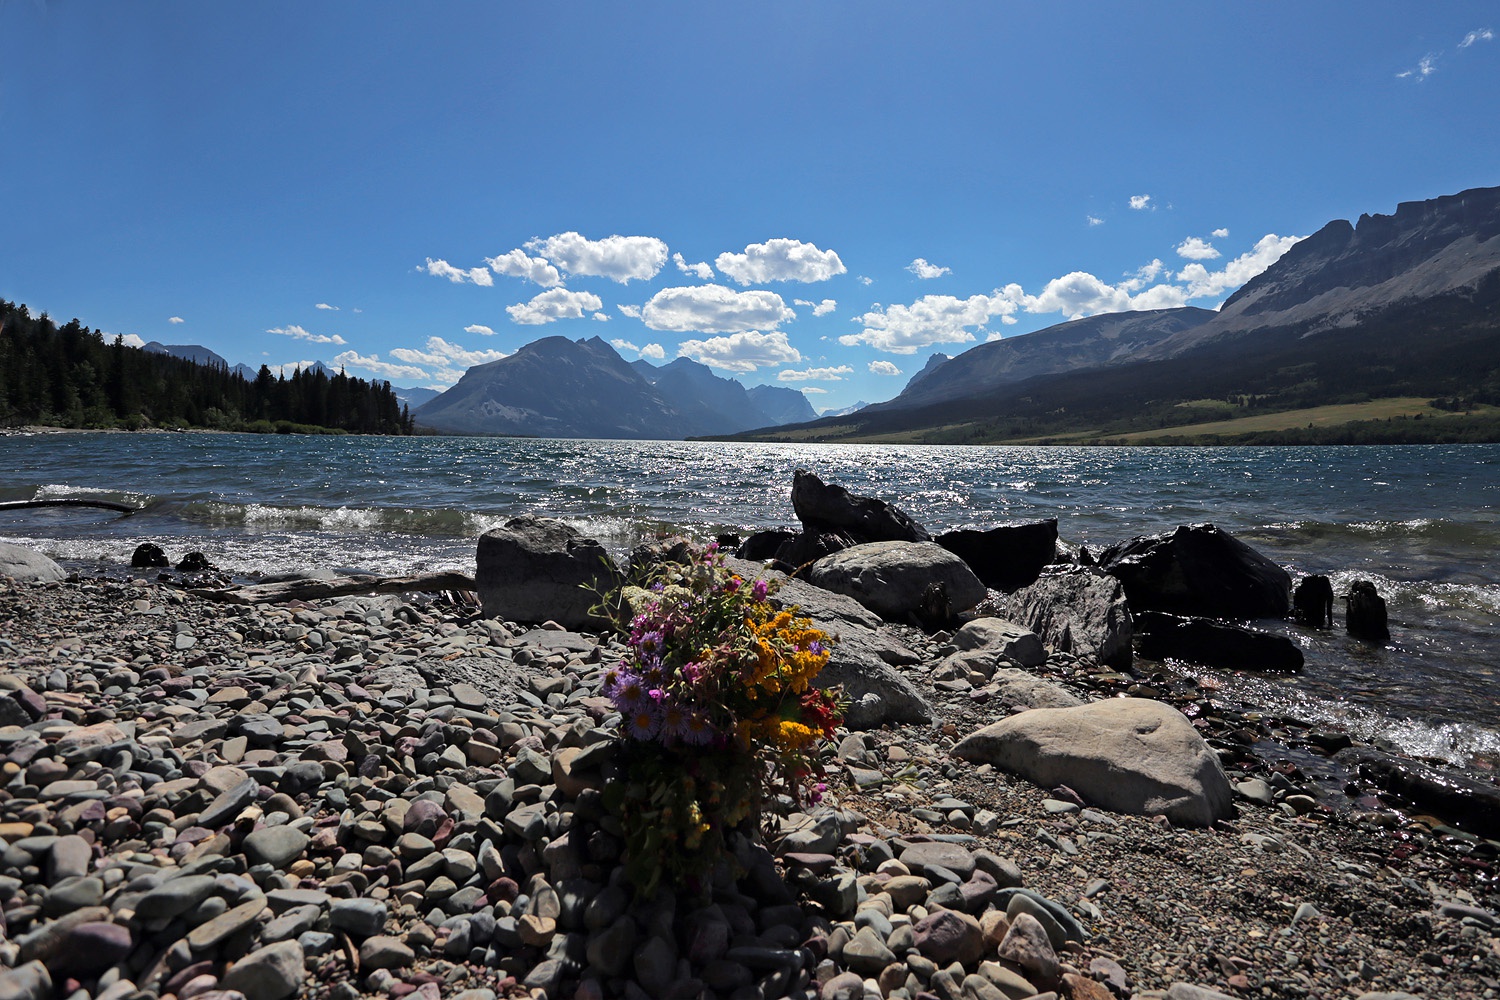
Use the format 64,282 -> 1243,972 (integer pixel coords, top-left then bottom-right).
143,342 -> 229,368
413,337 -> 814,438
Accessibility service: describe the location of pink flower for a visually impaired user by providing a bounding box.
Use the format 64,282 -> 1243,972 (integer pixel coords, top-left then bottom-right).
752,579 -> 769,601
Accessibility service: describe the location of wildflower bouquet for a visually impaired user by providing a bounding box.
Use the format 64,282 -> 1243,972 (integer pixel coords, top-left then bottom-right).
600,543 -> 842,894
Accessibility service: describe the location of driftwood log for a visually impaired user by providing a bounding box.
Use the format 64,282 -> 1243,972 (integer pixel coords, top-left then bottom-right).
0,498 -> 138,515
192,571 -> 476,605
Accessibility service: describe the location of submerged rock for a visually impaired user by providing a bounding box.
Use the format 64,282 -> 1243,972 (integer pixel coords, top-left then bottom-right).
1096,523 -> 1291,620
1134,611 -> 1304,672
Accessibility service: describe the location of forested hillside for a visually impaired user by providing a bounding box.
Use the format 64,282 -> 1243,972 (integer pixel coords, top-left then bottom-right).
0,301 -> 414,434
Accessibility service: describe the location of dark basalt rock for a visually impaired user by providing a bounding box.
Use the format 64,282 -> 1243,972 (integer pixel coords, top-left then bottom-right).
1095,523 -> 1291,620
774,529 -> 858,573
176,551 -> 215,573
736,529 -> 796,562
1345,579 -> 1390,642
131,542 -> 170,568
935,519 -> 1058,592
790,469 -> 929,544
1339,747 -> 1500,838
476,515 -> 621,630
1293,574 -> 1335,628
1134,611 -> 1304,672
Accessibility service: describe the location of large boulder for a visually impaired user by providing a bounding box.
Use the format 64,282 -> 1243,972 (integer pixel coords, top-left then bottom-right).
936,519 -> 1058,592
808,541 -> 987,621
1096,523 -> 1291,620
774,528 -> 858,571
1134,611 -> 1304,672
475,516 -> 620,630
0,543 -> 65,584
724,557 -> 931,729
953,698 -> 1235,827
1004,566 -> 1133,668
791,469 -> 929,543
950,618 -> 1046,668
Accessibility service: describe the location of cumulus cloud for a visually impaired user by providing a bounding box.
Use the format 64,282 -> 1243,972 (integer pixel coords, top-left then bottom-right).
797,298 -> 837,316
640,343 -> 665,360
868,360 -> 903,376
673,252 -> 714,280
506,288 -> 605,325
485,249 -> 563,287
841,293 -> 1021,354
715,239 -> 846,285
464,324 -> 496,336
1087,215 -> 1104,227
1129,194 -> 1152,210
906,258 -> 951,279
801,386 -> 829,394
642,285 -> 795,334
315,303 -> 339,311
1460,28 -> 1493,48
777,365 -> 853,382
610,339 -> 641,354
1120,260 -> 1166,292
1175,233 -> 1303,299
267,325 -> 347,345
1212,228 -> 1229,239
617,304 -> 642,319
333,351 -> 431,382
677,331 -> 802,372
592,312 -> 609,321
421,257 -> 494,286
390,337 -> 508,370
168,316 -> 184,324
524,232 -> 667,283
1175,237 -> 1221,260
120,333 -> 146,348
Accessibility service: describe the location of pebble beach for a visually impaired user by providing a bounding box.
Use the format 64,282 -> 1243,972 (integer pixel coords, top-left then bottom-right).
0,569 -> 1496,1000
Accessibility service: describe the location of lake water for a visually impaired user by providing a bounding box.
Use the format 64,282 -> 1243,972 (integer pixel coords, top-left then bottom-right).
3,432 -> 1498,772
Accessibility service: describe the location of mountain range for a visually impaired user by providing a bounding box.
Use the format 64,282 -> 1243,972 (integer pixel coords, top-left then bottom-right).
412,336 -> 816,437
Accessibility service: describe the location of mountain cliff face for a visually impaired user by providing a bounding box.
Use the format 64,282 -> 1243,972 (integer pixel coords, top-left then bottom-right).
874,308 -> 1215,411
414,338 -> 814,438
143,342 -> 229,368
746,384 -> 818,425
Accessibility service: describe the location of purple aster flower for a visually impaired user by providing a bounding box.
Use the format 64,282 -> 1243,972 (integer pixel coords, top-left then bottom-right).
661,702 -> 691,741
626,704 -> 662,740
610,671 -> 647,712
682,711 -> 715,745
636,630 -> 665,657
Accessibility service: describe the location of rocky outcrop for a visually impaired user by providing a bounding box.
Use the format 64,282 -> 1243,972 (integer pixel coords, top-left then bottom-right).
475,516 -> 620,630
1134,612 -> 1304,672
950,618 -> 1046,669
952,698 -> 1236,827
790,469 -> 930,544
0,543 -> 64,584
1003,566 -> 1133,668
808,541 -> 987,622
935,519 -> 1058,592
1096,524 -> 1291,620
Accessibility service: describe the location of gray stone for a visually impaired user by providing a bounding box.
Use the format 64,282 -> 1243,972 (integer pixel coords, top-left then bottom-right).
1164,985 -> 1238,1000
46,834 -> 91,883
221,941 -> 306,1000
899,841 -> 976,880
359,935 -> 414,970
954,697 -> 1234,827
841,925 -> 897,977
1003,565 -> 1133,668
135,874 -> 220,921
809,541 -> 987,619
951,618 -> 1046,667
476,516 -> 620,630
0,962 -> 51,1000
242,827 -> 309,869
329,897 -> 386,937
996,912 -> 1058,981
0,543 -> 65,584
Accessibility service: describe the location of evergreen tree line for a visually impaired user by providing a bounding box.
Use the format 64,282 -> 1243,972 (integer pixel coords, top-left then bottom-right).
0,300 -> 414,434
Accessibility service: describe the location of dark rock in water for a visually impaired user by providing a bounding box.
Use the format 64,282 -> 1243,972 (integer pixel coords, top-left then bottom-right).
476,516 -> 620,630
790,469 -> 930,543
176,551 -> 215,572
1338,747 -> 1500,838
775,528 -> 858,572
1005,566 -> 1133,668
131,542 -> 170,568
736,529 -> 796,562
1293,574 -> 1335,628
1096,523 -> 1291,620
808,541 -> 987,622
936,519 -> 1059,592
1345,579 -> 1390,642
713,532 -> 741,552
1134,611 -> 1303,672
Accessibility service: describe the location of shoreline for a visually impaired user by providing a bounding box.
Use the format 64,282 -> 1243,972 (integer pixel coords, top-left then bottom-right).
0,569 -> 1494,998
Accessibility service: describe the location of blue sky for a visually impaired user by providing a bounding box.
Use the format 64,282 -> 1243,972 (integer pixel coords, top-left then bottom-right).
2,4 -> 1497,412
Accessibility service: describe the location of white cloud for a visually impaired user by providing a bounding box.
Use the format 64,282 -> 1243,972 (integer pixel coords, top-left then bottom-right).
1120,259 -> 1166,292
353,308 -> 363,314
610,338 -> 641,354
641,284 -> 795,334
677,331 -> 802,372
801,386 -> 829,394
267,325 -> 347,345
1087,215 -> 1104,227
464,324 -> 496,336
168,316 -> 184,324
333,351 -> 431,382
617,304 -> 642,319
715,239 -> 846,285
1175,233 -> 1303,299
485,249 -> 563,288
1398,54 -> 1438,79
120,333 -> 146,348
1129,194 -> 1152,210
841,293 -> 1020,354
868,360 -> 903,376
390,337 -> 508,370
906,258 -> 951,279
506,288 -> 605,325
672,252 -> 714,280
524,232 -> 667,283
1175,237 -> 1221,261
777,365 -> 853,382
315,303 -> 339,311
1460,28 -> 1493,48
592,312 -> 609,321
640,343 -> 665,360
421,257 -> 494,286
1212,228 -> 1229,239
857,276 -> 873,286
812,299 -> 836,316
